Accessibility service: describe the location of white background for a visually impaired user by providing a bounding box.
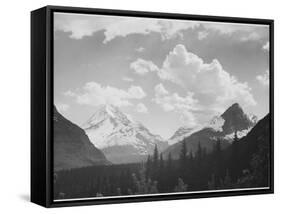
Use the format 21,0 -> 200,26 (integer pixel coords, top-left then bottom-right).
0,0 -> 279,212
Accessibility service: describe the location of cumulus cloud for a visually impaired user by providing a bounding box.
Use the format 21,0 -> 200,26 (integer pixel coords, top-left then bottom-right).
128,85 -> 147,99
136,103 -> 148,113
153,83 -> 198,126
64,82 -> 146,107
198,31 -> 208,40
130,58 -> 159,75
202,22 -> 251,35
240,32 -> 260,41
200,22 -> 268,42
55,13 -> 199,43
262,41 -> 269,51
54,13 -> 115,39
256,70 -> 269,86
56,103 -> 70,112
202,22 -> 263,35
136,47 -> 145,52
155,83 -> 169,96
157,44 -> 256,112
157,20 -> 199,40
122,77 -> 134,82
55,13 -> 268,44
63,90 -> 76,97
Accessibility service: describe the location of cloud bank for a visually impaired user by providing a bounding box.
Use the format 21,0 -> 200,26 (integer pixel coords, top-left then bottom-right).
55,13 -> 268,44
64,82 -> 146,107
136,103 -> 149,113
256,70 -> 269,86
54,13 -> 198,43
130,58 -> 159,75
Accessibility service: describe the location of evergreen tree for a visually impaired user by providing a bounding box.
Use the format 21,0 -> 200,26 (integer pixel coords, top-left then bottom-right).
180,141 -> 187,165
213,138 -> 224,187
167,152 -> 172,169
159,153 -> 164,176
197,141 -> 202,162
188,150 -> 193,161
145,155 -> 152,180
153,144 -> 159,168
179,141 -> 187,180
165,152 -> 174,191
152,144 -> 159,180
174,178 -> 188,192
230,131 -> 240,181
208,174 -> 216,190
158,153 -> 164,191
222,169 -> 233,189
131,166 -> 158,194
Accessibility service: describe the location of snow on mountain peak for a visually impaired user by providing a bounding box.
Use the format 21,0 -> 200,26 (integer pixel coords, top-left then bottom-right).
206,115 -> 225,132
82,104 -> 131,129
168,126 -> 200,145
223,127 -> 253,141
247,113 -> 258,124
82,104 -> 166,152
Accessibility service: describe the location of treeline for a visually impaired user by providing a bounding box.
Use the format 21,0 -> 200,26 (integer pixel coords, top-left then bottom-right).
54,131 -> 269,200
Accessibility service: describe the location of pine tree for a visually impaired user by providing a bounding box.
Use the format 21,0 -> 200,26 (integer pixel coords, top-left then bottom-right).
165,152 -> 173,191
153,144 -> 159,169
222,169 -> 233,189
179,140 -> 187,180
213,138 -> 224,187
230,131 -> 239,181
159,153 -> 164,177
197,141 -> 202,161
174,178 -> 188,192
167,152 -> 172,168
188,150 -> 193,161
152,145 -> 159,180
180,141 -> 187,165
131,166 -> 159,195
208,174 -> 216,190
116,187 -> 122,196
145,155 -> 152,180
215,138 -> 222,153
158,153 -> 164,191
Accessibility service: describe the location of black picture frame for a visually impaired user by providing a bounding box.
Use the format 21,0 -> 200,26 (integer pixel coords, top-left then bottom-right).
31,5 -> 274,208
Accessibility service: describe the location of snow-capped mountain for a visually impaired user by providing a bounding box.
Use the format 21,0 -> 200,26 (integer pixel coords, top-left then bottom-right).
220,103 -> 257,135
83,104 -> 168,164
206,115 -> 225,132
168,126 -> 198,145
164,103 -> 258,159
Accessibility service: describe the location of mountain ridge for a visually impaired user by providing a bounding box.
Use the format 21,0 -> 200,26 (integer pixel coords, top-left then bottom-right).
83,104 -> 168,164
164,103 -> 258,159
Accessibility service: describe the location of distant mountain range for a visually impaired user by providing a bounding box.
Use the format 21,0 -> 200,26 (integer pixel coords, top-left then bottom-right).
53,106 -> 109,171
168,103 -> 257,146
54,102 -> 261,168
83,104 -> 168,164
164,103 -> 258,159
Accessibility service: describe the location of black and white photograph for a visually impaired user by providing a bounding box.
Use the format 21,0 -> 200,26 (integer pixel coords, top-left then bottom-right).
53,11 -> 271,201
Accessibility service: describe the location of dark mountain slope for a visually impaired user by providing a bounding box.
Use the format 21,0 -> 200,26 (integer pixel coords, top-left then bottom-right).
230,113 -> 270,187
54,106 -> 109,171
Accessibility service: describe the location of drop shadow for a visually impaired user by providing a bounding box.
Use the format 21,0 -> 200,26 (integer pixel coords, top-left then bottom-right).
19,194 -> 30,202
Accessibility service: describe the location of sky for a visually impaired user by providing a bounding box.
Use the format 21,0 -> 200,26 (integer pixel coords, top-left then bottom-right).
54,12 -> 270,139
